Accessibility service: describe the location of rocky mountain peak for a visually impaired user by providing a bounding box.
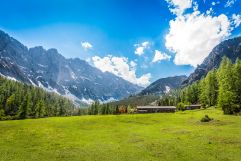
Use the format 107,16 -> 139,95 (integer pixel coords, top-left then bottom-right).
0,30 -> 142,105
182,36 -> 241,85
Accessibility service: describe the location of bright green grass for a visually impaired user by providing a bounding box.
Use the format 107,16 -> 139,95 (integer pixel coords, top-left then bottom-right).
0,108 -> 241,161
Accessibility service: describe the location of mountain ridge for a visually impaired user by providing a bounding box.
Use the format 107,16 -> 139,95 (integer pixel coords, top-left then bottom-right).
139,75 -> 187,95
182,36 -> 241,85
0,30 -> 142,105
130,36 -> 241,100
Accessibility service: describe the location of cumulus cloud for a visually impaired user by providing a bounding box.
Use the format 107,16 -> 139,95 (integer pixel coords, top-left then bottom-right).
225,0 -> 236,7
81,41 -> 93,50
165,11 -> 232,67
166,0 -> 193,15
165,0 -> 241,67
152,50 -> 171,63
92,55 -> 151,87
130,61 -> 137,68
232,14 -> 241,28
134,41 -> 150,56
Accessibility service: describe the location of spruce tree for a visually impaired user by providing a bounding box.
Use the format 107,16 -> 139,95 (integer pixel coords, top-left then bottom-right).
205,70 -> 218,107
233,59 -> 241,113
217,57 -> 237,114
199,79 -> 208,107
35,100 -> 46,118
18,95 -> 31,119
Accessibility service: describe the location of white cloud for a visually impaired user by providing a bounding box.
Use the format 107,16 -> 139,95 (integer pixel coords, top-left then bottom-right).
225,0 -> 236,7
81,41 -> 93,50
92,55 -> 151,87
135,47 -> 145,56
166,0 -> 193,15
206,8 -> 214,15
134,41 -> 149,56
232,14 -> 241,28
211,2 -> 216,6
130,61 -> 137,68
136,73 -> 151,87
85,57 -> 91,63
152,50 -> 171,63
141,41 -> 149,47
165,7 -> 241,67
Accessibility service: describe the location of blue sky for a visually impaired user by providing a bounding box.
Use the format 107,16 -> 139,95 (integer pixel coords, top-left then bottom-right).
0,0 -> 240,86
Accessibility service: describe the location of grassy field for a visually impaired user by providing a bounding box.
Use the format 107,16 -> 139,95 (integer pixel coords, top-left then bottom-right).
0,108 -> 241,161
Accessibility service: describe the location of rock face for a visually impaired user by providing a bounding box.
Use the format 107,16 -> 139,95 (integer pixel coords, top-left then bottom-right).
139,75 -> 187,95
0,30 -> 142,104
182,37 -> 241,85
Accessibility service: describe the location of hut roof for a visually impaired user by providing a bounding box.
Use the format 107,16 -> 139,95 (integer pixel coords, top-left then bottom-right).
184,104 -> 201,107
137,106 -> 176,109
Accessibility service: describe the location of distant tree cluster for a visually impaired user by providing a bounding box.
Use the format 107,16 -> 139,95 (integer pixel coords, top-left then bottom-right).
0,76 -> 78,120
79,101 -> 136,115
157,57 -> 241,115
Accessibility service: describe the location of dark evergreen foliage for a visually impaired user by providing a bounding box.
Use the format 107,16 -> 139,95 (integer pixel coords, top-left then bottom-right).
0,76 -> 78,120
157,57 -> 241,115
1,57 -> 240,119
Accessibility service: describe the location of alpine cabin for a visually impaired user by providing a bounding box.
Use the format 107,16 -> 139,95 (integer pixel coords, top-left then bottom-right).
137,106 -> 176,113
184,104 -> 201,110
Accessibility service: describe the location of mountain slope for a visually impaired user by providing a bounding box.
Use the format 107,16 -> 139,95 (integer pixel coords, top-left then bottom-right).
183,36 -> 241,85
139,75 -> 187,95
0,30 -> 142,104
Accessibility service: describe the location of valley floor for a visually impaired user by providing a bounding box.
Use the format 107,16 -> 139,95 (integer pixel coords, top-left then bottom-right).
0,108 -> 241,161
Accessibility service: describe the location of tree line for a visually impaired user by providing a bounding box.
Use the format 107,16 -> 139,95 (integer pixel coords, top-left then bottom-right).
78,101 -> 136,115
1,56 -> 240,120
157,57 -> 241,115
82,57 -> 241,116
0,76 -> 78,120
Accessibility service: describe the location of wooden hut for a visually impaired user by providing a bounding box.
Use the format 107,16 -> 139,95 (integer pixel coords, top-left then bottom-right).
137,106 -> 176,113
184,104 -> 201,110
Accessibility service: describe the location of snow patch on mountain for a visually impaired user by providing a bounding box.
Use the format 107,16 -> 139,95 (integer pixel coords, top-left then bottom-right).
165,86 -> 171,94
38,64 -> 47,68
100,97 -> 117,103
81,98 -> 94,105
0,30 -> 143,105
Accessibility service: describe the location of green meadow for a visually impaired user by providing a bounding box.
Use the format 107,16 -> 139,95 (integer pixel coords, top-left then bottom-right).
0,108 -> 241,161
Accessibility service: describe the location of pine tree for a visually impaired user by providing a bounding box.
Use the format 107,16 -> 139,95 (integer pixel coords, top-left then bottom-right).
106,104 -> 110,114
5,94 -> 17,116
199,79 -> 208,107
94,101 -> 99,115
0,109 -> 5,118
233,59 -> 241,113
217,57 -> 237,114
205,70 -> 218,107
0,76 -> 77,120
18,95 -> 31,119
35,100 -> 46,118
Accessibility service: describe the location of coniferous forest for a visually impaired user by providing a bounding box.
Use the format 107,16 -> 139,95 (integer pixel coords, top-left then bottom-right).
1,57 -> 241,121
157,57 -> 241,115
1,1 -> 241,160
81,57 -> 241,116
0,76 -> 78,120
